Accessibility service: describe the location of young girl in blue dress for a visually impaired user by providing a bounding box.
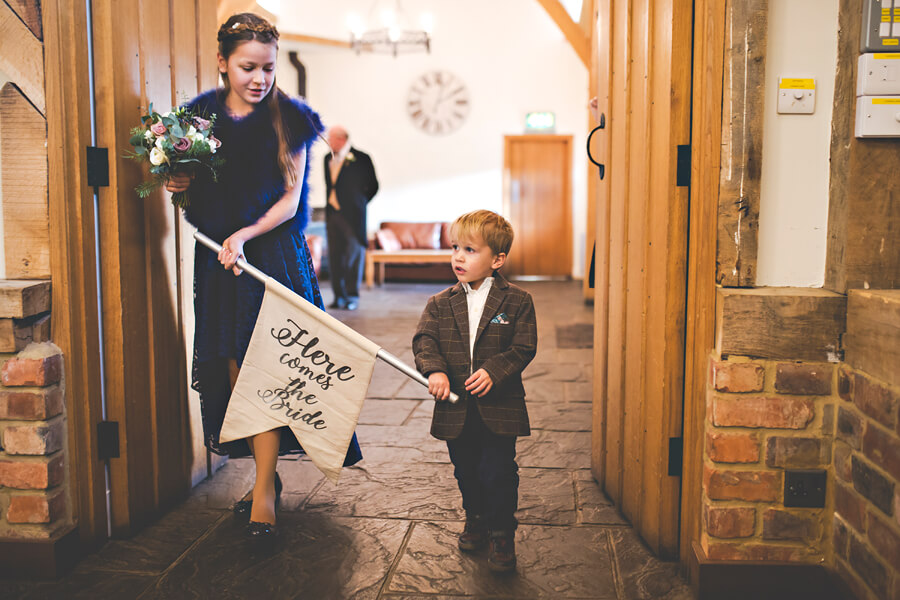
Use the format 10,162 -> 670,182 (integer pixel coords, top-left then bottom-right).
166,12 -> 362,538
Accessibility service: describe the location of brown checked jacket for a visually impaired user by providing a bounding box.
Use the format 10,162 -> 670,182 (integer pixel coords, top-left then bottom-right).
413,273 -> 537,440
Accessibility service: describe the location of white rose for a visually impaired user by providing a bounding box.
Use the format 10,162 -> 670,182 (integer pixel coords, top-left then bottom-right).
149,147 -> 168,166
187,126 -> 197,137
155,136 -> 165,150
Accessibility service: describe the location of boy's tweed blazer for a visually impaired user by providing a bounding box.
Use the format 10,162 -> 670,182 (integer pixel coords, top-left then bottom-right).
413,273 -> 537,440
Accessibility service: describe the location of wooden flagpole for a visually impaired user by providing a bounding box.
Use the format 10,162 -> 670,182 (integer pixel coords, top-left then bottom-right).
194,231 -> 458,403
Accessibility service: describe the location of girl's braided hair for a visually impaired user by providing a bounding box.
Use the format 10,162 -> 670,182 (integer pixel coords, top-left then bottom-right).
217,14 -> 279,43
218,13 -> 298,188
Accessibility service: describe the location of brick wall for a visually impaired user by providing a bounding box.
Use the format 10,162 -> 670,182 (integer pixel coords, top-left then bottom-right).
0,322 -> 70,540
702,355 -> 836,562
833,365 -> 900,600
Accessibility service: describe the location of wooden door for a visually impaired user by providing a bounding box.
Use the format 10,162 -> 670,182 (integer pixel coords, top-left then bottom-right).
503,135 -> 572,277
590,0 -> 693,559
91,0 -> 217,536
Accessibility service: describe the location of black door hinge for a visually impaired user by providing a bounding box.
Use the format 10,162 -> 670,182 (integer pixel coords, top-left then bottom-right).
97,421 -> 120,460
86,146 -> 109,188
668,437 -> 683,476
676,145 -> 691,187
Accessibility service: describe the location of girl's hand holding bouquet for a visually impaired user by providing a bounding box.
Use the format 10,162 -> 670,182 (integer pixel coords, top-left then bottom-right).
128,104 -> 223,208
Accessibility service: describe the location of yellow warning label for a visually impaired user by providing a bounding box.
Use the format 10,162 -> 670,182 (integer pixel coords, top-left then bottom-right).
873,98 -> 900,105
885,39 -> 900,45
884,16 -> 891,22
779,78 -> 815,90
874,53 -> 900,59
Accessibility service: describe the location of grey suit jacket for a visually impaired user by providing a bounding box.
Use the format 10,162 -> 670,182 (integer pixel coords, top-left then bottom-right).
413,273 -> 537,440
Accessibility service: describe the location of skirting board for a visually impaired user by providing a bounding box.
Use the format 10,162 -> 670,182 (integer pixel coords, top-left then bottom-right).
0,525 -> 80,578
691,543 -> 855,600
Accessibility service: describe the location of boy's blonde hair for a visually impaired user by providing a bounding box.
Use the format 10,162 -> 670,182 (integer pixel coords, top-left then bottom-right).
450,210 -> 514,256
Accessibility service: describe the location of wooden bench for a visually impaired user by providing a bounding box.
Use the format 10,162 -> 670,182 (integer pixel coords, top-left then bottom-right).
365,249 -> 453,288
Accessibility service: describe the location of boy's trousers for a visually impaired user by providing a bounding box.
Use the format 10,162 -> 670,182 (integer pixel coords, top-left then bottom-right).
446,400 -> 519,533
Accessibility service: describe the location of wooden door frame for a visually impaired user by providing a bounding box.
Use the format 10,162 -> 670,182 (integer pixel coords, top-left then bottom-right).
44,0 -> 109,545
502,134 -> 574,277
679,0 -> 727,571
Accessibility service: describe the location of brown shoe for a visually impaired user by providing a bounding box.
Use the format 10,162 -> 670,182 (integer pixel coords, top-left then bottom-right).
488,533 -> 516,572
458,516 -> 488,552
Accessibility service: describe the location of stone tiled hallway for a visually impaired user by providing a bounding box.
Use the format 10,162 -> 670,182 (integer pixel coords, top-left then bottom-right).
4,281 -> 693,599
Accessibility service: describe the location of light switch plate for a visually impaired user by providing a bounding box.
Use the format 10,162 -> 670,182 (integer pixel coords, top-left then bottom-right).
777,78 -> 816,114
855,95 -> 900,137
857,52 -> 900,95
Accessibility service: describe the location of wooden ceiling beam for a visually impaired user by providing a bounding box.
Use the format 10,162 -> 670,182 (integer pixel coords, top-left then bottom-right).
216,0 -> 274,26
280,32 -> 351,49
535,0 -> 590,68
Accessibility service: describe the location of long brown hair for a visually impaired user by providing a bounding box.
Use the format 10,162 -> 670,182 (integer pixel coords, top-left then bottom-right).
217,13 -> 298,188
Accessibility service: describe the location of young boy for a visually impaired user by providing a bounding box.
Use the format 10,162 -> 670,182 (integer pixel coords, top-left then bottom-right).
413,210 -> 537,573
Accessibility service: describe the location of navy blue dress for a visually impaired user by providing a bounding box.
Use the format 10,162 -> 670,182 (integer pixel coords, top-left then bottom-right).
184,89 -> 362,464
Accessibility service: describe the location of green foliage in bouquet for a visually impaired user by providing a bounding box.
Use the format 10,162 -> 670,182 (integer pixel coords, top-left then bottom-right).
127,103 -> 224,208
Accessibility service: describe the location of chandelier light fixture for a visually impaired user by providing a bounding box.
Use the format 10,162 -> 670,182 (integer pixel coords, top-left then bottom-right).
348,0 -> 432,56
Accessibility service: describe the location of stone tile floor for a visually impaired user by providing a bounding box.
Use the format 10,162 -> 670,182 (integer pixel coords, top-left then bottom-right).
3,281 -> 694,599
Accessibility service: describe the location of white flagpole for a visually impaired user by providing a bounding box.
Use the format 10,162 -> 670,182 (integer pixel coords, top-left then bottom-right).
193,231 -> 458,403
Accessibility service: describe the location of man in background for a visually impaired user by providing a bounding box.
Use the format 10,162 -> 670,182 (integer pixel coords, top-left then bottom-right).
324,126 -> 379,310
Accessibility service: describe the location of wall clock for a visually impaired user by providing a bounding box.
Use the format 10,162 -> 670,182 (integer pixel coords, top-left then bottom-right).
407,70 -> 470,136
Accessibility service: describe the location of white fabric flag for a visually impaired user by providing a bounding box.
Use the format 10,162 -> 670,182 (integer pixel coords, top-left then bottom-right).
220,278 -> 380,482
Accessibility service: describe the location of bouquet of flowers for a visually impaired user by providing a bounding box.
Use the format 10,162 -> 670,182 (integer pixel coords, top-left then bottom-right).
127,104 -> 223,208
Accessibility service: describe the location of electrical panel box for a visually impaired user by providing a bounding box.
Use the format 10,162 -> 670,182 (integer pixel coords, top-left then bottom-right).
858,2 -> 900,137
858,52 -> 900,95
855,96 -> 900,137
862,0 -> 900,52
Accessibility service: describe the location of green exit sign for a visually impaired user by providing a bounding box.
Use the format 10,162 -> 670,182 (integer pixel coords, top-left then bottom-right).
525,111 -> 555,132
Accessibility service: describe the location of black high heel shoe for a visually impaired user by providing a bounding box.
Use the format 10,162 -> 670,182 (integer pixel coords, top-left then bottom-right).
233,472 -> 282,520
247,519 -> 278,538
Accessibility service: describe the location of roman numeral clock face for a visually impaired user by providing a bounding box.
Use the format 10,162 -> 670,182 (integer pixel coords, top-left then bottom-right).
407,70 -> 470,136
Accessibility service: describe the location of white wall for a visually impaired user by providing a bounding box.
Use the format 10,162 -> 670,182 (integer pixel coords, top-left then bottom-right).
272,0 -> 589,276
757,0 -> 839,287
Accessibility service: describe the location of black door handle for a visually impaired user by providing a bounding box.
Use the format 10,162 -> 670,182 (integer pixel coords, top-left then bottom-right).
586,113 -> 606,180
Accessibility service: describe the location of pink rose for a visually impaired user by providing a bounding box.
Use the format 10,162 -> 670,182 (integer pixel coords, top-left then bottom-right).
173,137 -> 191,152
150,121 -> 167,135
192,116 -> 211,131
208,136 -> 221,149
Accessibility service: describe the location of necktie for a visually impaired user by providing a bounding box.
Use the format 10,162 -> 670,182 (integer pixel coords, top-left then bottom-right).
328,157 -> 343,210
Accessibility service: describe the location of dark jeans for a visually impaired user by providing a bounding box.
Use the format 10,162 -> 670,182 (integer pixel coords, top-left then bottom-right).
446,402 -> 519,533
326,211 -> 365,303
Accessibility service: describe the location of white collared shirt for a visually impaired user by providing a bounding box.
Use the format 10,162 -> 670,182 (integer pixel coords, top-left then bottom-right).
462,277 -> 494,360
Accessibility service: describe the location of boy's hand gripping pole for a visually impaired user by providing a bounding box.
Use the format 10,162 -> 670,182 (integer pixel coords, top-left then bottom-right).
193,231 -> 458,403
